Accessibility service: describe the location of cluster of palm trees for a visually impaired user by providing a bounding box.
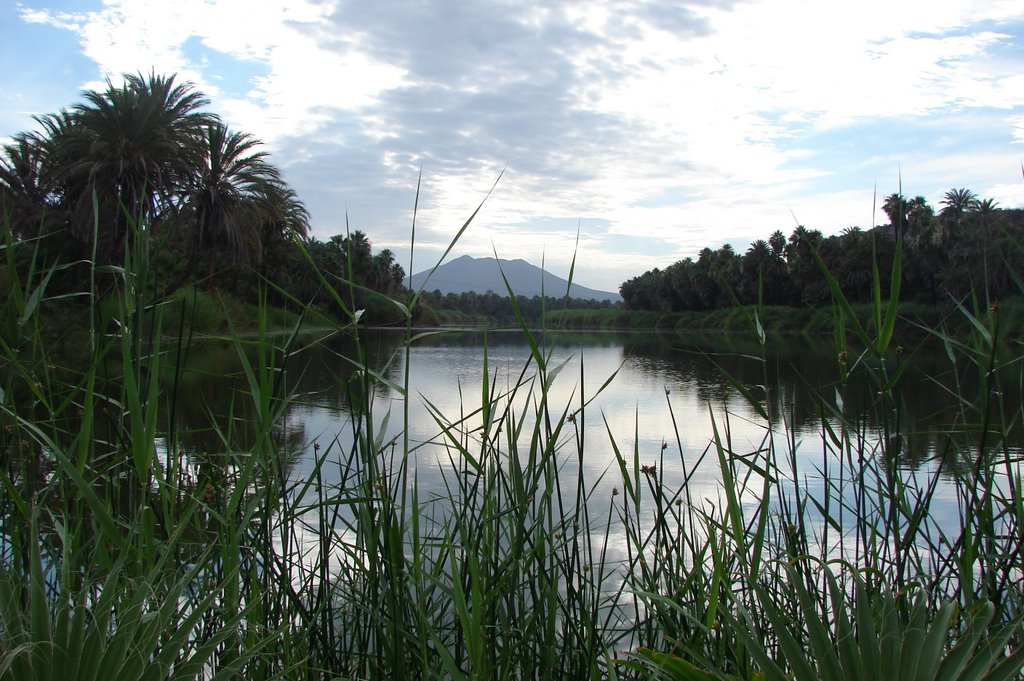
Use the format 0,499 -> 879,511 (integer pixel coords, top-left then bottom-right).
0,72 -> 309,294
621,188 -> 1023,312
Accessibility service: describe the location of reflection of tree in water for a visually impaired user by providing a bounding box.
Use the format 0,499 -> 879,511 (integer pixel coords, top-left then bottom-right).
285,332 -> 406,411
161,332 -> 405,490
620,335 -> 1023,471
160,330 -> 1021,488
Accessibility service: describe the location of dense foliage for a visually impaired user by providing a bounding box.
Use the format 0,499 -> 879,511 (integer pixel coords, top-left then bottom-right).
621,191 -> 1024,311
416,288 -> 616,326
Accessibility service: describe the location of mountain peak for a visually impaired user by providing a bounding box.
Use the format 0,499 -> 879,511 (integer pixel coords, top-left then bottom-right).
406,255 -> 621,302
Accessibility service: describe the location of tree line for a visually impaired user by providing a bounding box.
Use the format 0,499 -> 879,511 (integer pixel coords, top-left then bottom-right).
416,289 -> 616,326
620,189 -> 1024,312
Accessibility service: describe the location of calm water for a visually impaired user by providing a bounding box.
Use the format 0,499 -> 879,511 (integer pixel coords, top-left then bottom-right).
162,328 -> 1021,561
169,328 -> 1006,462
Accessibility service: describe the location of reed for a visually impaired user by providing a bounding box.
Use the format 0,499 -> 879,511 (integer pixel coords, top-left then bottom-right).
0,194 -> 1021,680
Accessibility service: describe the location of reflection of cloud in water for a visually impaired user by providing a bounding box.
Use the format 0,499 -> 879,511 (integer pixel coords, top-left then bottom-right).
275,513 -> 363,583
277,333 -> 846,571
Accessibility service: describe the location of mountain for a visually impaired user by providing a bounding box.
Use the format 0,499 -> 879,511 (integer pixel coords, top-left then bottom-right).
405,255 -> 621,303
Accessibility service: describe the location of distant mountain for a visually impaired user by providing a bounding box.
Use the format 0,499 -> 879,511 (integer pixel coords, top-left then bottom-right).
406,255 -> 621,303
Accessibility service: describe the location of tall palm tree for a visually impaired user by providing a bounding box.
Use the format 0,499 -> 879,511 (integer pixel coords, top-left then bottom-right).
973,197 -> 1004,298
882,193 -> 907,233
786,225 -> 825,306
974,197 -> 999,219
1,110 -> 86,238
54,72 -> 213,260
253,183 -> 310,281
184,121 -> 284,284
370,248 -> 405,294
939,188 -> 978,220
4,71 -> 310,300
740,239 -> 773,304
906,196 -> 933,242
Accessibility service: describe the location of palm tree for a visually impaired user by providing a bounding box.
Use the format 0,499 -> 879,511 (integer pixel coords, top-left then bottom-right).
974,197 -> 999,219
882,193 -> 907,234
786,226 -> 826,306
740,239 -> 773,304
835,227 -> 873,300
4,71 -> 310,301
336,230 -> 373,282
253,183 -> 310,281
0,134 -> 58,238
186,121 -> 282,278
906,196 -> 933,242
939,188 -> 978,220
972,197 -> 1004,299
370,248 -> 406,294
51,72 -> 213,260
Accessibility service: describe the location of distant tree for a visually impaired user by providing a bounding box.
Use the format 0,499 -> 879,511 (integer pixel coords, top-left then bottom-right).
831,227 -> 874,301
616,186 -> 1018,315
906,196 -> 933,237
786,226 -> 827,306
739,239 -> 772,304
370,248 -> 406,295
621,269 -> 662,310
940,188 -> 978,225
883,193 -> 908,236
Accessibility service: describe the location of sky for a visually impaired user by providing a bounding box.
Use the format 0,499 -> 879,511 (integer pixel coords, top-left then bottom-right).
2,0 -> 1023,294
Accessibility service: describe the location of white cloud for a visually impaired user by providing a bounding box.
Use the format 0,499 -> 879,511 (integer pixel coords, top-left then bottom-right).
1010,115 -> 1024,144
21,0 -> 405,142
987,181 -> 1024,208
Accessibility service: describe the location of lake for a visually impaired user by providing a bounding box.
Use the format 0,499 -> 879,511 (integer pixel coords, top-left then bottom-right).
161,327 -> 1020,566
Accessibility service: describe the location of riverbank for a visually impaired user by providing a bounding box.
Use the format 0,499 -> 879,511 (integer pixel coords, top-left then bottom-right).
40,282 -> 1024,345
545,296 -> 1024,340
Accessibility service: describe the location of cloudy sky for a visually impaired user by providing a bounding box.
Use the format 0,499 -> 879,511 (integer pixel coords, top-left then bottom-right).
2,0 -> 1023,293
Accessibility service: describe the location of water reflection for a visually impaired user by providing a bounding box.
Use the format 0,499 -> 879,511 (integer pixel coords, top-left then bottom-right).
153,328 -> 1022,574
169,330 -> 1023,476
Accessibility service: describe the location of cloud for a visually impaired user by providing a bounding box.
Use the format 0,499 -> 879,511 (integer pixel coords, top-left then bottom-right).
1011,115 -> 1024,144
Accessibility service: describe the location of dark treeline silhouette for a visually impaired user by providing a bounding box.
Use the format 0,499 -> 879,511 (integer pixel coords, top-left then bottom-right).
274,229 -> 410,321
620,190 -> 1024,312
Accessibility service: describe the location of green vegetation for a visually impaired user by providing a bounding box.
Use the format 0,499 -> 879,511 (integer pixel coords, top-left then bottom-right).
549,298 -> 1024,340
419,290 -> 616,327
0,72 -> 310,295
621,190 -> 1024,316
